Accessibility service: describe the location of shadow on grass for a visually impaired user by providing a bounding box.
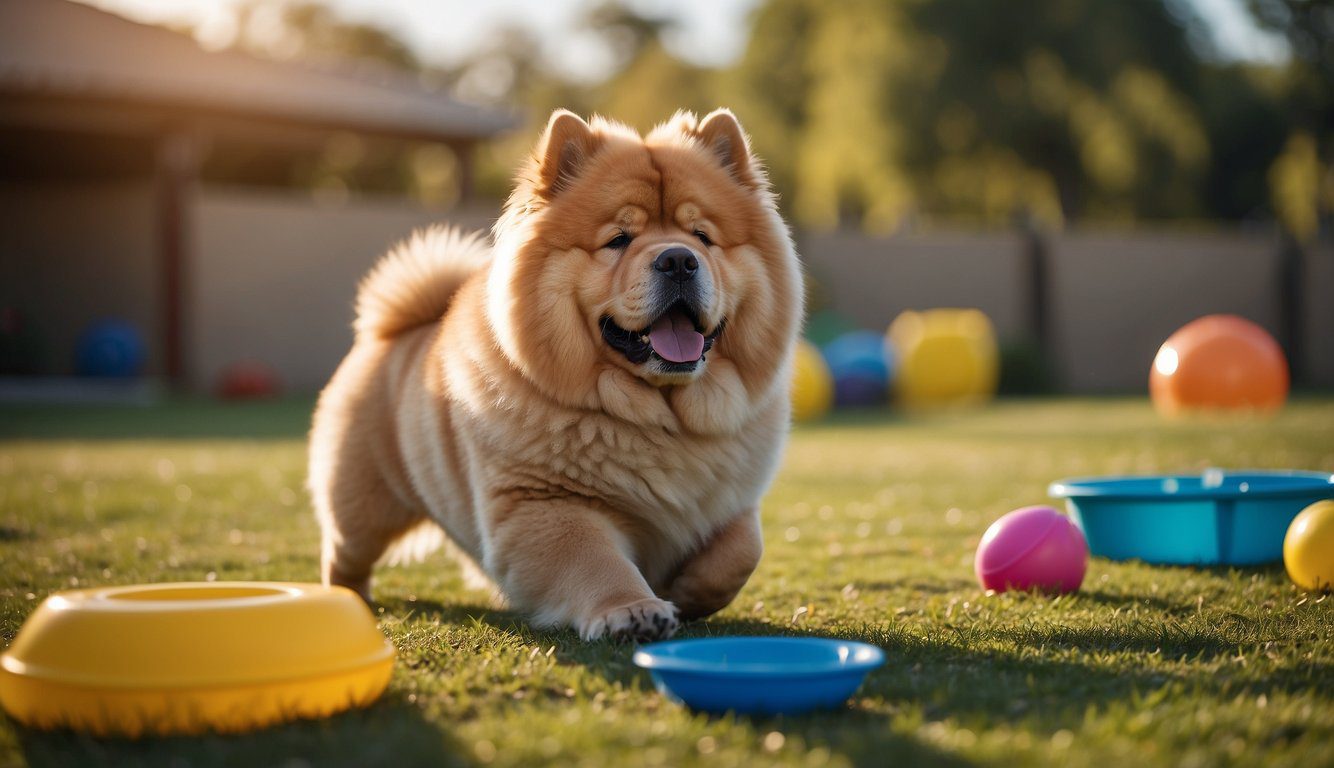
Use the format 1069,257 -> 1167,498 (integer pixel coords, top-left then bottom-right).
1071,588 -> 1181,612
388,600 -> 978,766
378,597 -> 511,627
857,577 -> 977,595
13,694 -> 466,768
689,615 -> 1329,767
383,597 -> 653,676
1124,561 -> 1291,582
1078,561 -> 1292,614
329,595 -> 1330,768
0,525 -> 34,542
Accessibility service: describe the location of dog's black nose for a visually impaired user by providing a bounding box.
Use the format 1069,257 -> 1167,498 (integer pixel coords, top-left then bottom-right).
652,248 -> 698,282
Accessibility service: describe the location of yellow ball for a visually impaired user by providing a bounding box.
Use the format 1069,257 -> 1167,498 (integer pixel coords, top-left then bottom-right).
1285,500 -> 1334,592
888,309 -> 999,408
790,340 -> 833,422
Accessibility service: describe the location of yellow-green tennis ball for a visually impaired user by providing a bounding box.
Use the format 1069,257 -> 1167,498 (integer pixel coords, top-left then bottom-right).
1284,500 -> 1334,592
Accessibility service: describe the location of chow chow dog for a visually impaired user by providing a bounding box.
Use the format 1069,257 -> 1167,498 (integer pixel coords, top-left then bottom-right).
309,108 -> 803,640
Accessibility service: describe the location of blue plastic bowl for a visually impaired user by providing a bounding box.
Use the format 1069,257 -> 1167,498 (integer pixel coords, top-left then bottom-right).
1049,470 -> 1334,565
633,637 -> 884,716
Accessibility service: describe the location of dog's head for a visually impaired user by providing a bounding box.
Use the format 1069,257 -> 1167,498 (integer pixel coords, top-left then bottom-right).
487,109 -> 802,419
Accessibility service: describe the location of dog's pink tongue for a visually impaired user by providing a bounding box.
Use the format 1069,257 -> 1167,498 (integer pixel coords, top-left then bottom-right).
648,310 -> 705,363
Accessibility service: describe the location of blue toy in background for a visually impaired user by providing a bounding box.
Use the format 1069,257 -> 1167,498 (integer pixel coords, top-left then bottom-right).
822,331 -> 893,407
75,320 -> 146,378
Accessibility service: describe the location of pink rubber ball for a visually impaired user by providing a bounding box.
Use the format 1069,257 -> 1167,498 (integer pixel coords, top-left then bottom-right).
975,506 -> 1088,593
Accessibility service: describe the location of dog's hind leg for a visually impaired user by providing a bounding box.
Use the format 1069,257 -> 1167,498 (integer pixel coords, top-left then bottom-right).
310,424 -> 426,603
315,482 -> 424,602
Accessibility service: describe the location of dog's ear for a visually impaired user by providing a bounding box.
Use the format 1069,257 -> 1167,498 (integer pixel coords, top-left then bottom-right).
660,110 -> 699,136
535,110 -> 599,198
696,109 -> 757,186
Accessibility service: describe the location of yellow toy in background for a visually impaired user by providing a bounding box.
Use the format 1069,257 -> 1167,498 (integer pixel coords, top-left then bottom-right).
0,582 -> 394,737
1285,500 -> 1334,592
790,339 -> 834,422
888,309 -> 999,407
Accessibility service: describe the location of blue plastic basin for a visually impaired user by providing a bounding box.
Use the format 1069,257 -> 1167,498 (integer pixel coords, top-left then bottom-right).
1049,470 -> 1334,565
633,637 -> 885,716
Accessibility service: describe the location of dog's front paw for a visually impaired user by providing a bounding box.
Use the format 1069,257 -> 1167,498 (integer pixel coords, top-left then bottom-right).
579,597 -> 680,642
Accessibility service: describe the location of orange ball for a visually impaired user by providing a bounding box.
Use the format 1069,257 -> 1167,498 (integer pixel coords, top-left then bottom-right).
1150,315 -> 1288,416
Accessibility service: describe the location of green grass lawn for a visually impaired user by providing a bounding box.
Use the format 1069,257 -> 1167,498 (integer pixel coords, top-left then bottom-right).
1,397 -> 1332,767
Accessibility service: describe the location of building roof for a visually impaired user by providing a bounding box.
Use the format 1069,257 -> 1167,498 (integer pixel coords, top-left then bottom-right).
0,0 -> 515,142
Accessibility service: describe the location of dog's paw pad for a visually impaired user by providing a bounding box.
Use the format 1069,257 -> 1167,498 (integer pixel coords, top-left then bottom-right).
581,598 -> 679,642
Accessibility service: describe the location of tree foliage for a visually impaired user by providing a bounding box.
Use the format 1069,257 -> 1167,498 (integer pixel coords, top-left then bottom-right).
191,0 -> 1330,234
1247,0 -> 1334,239
725,0 -> 1231,229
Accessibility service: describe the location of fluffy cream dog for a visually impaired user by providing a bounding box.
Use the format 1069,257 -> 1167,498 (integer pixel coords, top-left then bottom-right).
309,109 -> 803,640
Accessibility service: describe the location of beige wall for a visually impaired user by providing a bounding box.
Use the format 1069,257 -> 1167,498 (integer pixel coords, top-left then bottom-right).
1305,242 -> 1334,387
4,184 -> 1329,394
0,180 -> 160,374
1047,230 -> 1282,391
800,230 -> 1028,340
190,187 -> 495,392
800,227 -> 1334,392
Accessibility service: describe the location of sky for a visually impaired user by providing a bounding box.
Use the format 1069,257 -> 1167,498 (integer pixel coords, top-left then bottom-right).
79,0 -> 1290,83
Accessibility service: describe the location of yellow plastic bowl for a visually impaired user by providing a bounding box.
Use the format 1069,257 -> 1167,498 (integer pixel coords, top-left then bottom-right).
0,582 -> 394,737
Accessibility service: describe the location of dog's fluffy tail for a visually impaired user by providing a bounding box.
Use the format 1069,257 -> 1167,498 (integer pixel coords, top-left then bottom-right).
354,225 -> 491,340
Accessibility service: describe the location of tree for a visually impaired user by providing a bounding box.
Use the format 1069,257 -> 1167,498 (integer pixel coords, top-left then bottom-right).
729,0 -> 1233,229
1247,0 -> 1334,239
227,1 -> 418,70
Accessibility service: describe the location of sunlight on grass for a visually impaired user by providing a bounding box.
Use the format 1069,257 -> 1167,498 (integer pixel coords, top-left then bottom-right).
1,398 -> 1331,767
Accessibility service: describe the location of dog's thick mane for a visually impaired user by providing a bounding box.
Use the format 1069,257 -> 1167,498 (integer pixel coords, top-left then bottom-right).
488,110 -> 800,429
